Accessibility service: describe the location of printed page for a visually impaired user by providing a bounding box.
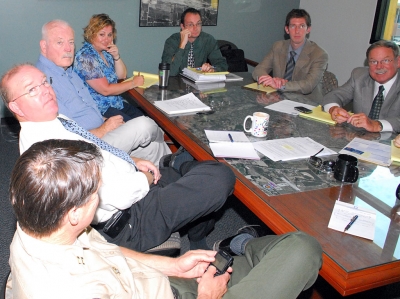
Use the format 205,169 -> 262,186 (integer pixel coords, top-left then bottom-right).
339,137 -> 391,166
209,142 -> 260,160
328,201 -> 376,240
153,93 -> 211,115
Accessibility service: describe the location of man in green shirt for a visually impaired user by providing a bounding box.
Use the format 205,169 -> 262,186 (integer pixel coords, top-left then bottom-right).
161,7 -> 228,76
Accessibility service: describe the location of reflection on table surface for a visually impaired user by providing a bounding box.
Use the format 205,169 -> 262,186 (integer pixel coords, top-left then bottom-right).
127,73 -> 400,290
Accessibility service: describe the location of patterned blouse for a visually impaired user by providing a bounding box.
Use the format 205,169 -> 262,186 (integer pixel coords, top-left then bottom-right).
74,42 -> 124,115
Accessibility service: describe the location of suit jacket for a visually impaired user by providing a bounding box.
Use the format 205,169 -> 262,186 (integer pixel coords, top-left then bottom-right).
252,39 -> 328,103
323,67 -> 400,133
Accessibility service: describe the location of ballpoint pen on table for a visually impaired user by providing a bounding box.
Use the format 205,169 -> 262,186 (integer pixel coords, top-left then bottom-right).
196,66 -> 215,70
312,148 -> 324,157
257,76 -> 260,89
344,215 -> 358,232
228,133 -> 234,142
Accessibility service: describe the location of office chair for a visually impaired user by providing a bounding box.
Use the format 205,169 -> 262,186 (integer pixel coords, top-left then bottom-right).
321,70 -> 338,96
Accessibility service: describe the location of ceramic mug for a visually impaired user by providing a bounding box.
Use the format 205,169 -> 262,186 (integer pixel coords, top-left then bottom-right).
333,154 -> 359,183
243,112 -> 269,137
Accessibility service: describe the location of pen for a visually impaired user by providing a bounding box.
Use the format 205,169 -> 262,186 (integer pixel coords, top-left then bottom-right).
196,66 -> 215,70
228,133 -> 234,142
257,76 -> 260,89
312,148 -> 324,157
344,215 -> 358,232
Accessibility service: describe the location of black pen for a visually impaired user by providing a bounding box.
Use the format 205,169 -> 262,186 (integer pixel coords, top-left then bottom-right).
344,215 -> 358,232
228,133 -> 234,142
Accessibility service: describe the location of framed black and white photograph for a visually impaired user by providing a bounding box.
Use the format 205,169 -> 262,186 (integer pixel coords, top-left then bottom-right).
139,0 -> 219,27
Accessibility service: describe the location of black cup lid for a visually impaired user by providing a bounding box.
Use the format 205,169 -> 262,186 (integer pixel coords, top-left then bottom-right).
159,63 -> 170,70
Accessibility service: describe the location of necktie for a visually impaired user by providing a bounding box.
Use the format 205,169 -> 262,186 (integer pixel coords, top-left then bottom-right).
187,43 -> 195,68
284,51 -> 296,81
58,117 -> 137,170
368,85 -> 385,120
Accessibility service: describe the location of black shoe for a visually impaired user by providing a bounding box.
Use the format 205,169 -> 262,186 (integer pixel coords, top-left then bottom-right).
213,225 -> 266,256
159,146 -> 193,171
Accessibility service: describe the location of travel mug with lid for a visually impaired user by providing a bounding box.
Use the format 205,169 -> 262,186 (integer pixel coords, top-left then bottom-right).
159,63 -> 170,88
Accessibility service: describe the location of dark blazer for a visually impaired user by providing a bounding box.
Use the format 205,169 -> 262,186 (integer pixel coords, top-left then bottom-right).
252,39 -> 328,103
323,67 -> 400,132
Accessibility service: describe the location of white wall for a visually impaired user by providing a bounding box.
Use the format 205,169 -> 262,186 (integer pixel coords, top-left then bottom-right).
300,0 -> 378,85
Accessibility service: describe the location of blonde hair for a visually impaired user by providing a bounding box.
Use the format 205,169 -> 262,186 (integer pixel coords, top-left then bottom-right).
83,13 -> 116,43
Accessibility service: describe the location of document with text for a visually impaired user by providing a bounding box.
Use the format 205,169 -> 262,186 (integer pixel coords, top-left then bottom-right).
252,137 -> 336,161
328,201 -> 376,240
153,92 -> 211,115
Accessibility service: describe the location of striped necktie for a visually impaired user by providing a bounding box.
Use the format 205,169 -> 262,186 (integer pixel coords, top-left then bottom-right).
284,51 -> 296,81
58,117 -> 137,170
368,85 -> 385,120
187,43 -> 195,68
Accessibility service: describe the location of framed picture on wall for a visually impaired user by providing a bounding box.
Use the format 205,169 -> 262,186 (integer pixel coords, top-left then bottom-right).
139,0 -> 219,27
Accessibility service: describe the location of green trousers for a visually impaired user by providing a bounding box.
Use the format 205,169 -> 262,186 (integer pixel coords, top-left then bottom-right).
169,231 -> 322,299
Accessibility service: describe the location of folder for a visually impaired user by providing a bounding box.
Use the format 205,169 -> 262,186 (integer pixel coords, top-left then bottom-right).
123,71 -> 159,89
298,105 -> 336,125
242,82 -> 276,93
391,140 -> 400,164
186,67 -> 229,75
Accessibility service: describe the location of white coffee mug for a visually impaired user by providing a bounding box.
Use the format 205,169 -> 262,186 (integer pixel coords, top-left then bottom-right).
243,112 -> 269,137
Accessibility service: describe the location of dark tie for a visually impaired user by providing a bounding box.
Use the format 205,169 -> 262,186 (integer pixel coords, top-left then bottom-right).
284,51 -> 296,81
368,85 -> 385,120
187,43 -> 195,68
58,117 -> 137,170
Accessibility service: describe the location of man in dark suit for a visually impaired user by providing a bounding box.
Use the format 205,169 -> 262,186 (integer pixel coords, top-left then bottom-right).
323,40 -> 400,133
252,9 -> 328,102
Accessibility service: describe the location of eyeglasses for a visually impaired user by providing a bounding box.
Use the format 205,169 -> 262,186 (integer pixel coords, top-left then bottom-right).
307,148 -> 336,173
288,24 -> 307,30
368,59 -> 394,66
308,156 -> 336,173
185,22 -> 202,29
11,79 -> 50,102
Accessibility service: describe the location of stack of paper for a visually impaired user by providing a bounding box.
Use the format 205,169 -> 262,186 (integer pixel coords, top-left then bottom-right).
298,105 -> 336,125
181,68 -> 227,83
242,82 -> 276,93
252,137 -> 336,161
225,73 -> 243,82
123,71 -> 159,88
391,141 -> 400,164
153,92 -> 211,115
181,78 -> 226,94
204,130 -> 260,160
339,137 -> 391,166
328,201 -> 376,240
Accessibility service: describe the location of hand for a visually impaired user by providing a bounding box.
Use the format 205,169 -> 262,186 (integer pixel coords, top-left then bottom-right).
132,75 -> 144,88
132,158 -> 161,184
329,106 -> 350,123
201,63 -> 215,73
107,43 -> 120,61
394,135 -> 400,147
347,113 -> 381,132
103,115 -> 124,131
172,250 -> 219,279
179,29 -> 191,48
271,77 -> 287,89
197,266 -> 230,299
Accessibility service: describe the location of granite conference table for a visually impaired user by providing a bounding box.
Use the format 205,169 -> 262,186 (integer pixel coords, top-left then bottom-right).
126,72 -> 400,296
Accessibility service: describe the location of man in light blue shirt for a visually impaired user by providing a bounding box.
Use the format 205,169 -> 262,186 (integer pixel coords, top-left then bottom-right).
36,19 -> 171,166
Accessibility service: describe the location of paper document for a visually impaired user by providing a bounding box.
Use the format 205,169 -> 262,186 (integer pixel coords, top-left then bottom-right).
123,71 -> 159,88
205,130 -> 250,143
243,82 -> 276,93
209,142 -> 260,160
339,137 -> 391,166
153,92 -> 211,115
298,105 -> 336,125
181,78 -> 226,93
205,130 -> 260,160
181,68 -> 226,83
252,137 -> 336,162
265,99 -> 315,115
328,201 -> 376,240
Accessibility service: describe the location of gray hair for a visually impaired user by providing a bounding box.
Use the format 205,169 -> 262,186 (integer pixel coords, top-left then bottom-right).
366,40 -> 400,59
41,19 -> 72,41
